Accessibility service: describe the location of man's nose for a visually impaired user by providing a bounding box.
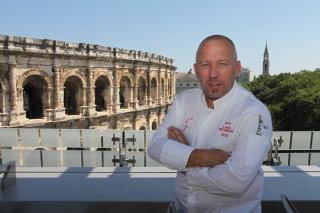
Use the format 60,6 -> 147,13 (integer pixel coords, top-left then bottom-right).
208,65 -> 219,78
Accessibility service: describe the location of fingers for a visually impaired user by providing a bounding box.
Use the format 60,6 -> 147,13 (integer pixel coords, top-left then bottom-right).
167,126 -> 180,139
167,126 -> 189,145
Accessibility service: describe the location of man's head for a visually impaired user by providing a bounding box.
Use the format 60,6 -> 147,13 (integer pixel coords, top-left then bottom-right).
194,35 -> 241,103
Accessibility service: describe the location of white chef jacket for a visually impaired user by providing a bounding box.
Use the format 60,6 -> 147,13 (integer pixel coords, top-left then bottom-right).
148,82 -> 272,213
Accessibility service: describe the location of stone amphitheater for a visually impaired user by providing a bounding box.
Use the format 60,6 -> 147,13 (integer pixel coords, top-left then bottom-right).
0,35 -> 176,129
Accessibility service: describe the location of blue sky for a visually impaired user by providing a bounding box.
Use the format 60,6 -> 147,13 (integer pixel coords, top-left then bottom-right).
1,0 -> 320,76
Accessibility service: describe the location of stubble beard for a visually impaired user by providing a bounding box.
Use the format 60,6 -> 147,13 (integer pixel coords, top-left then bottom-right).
202,80 -> 224,101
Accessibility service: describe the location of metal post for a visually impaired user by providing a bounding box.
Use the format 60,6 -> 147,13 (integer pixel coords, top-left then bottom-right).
144,130 -> 147,167
101,136 -> 104,167
308,132 -> 314,166
288,132 -> 293,166
80,129 -> 84,167
40,149 -> 43,167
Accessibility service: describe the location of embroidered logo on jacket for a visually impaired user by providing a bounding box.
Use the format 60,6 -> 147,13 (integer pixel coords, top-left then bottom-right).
182,117 -> 193,132
219,122 -> 234,137
256,115 -> 268,136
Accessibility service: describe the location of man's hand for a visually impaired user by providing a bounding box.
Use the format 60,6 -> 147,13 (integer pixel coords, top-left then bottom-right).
167,126 -> 189,145
186,149 -> 229,168
167,125 -> 229,168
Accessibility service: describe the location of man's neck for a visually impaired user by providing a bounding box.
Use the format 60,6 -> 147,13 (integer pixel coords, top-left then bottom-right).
205,95 -> 214,109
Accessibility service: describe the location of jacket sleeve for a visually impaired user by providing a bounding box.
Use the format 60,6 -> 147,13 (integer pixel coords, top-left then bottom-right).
147,94 -> 194,170
186,108 -> 272,195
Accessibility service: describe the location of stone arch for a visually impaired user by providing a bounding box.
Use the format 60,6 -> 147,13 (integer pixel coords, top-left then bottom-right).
150,77 -> 157,104
139,125 -> 146,130
60,70 -> 87,89
151,120 -> 158,130
137,76 -> 147,106
22,75 -> 49,119
95,75 -> 111,112
119,76 -> 131,109
63,76 -> 84,115
17,69 -> 53,89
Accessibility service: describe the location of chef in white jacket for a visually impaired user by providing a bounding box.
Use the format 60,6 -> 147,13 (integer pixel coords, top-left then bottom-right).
148,35 -> 272,213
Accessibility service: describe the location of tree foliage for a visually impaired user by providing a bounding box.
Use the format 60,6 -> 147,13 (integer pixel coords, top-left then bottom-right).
243,69 -> 320,131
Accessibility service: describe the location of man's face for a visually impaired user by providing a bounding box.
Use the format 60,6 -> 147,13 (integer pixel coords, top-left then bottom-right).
194,39 -> 241,101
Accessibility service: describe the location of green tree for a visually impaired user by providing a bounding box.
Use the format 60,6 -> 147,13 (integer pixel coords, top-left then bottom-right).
244,69 -> 320,131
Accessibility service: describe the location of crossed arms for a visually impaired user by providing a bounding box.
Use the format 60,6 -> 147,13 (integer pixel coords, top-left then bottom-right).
167,126 -> 229,168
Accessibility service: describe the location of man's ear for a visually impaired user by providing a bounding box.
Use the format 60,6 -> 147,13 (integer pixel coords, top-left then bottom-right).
193,63 -> 199,78
235,61 -> 241,77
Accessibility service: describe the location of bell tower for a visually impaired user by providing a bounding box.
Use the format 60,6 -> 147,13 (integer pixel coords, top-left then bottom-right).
263,42 -> 270,75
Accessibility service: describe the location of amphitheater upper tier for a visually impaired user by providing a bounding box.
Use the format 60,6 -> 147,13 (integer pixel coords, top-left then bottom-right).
0,35 -> 176,129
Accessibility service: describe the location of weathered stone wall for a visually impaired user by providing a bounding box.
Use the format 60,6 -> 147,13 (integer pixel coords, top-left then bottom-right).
0,35 -> 175,129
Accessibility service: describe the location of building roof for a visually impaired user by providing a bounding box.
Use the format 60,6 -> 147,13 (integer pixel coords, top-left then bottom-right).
176,72 -> 198,82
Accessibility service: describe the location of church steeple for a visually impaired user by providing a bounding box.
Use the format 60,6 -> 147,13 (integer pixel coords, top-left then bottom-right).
263,42 -> 270,75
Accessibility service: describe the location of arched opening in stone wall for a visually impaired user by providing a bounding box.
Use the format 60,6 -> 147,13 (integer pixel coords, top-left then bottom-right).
95,76 -> 110,112
151,120 -> 158,130
119,76 -> 131,109
64,76 -> 83,115
138,77 -> 146,106
0,83 -> 3,113
23,75 -> 48,119
139,126 -> 146,130
161,78 -> 165,99
150,78 -> 157,104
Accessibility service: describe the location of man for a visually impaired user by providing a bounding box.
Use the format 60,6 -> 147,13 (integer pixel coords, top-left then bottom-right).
148,35 -> 272,213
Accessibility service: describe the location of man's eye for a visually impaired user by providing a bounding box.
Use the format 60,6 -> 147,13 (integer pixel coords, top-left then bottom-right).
220,62 -> 228,66
200,63 -> 209,67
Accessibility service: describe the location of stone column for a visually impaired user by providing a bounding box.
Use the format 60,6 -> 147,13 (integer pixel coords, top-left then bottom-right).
132,68 -> 139,109
165,70 -> 169,103
86,66 -> 96,116
147,68 -> 152,107
8,63 -> 19,125
113,67 -> 120,112
172,68 -> 176,97
52,66 -> 65,120
157,68 -> 162,105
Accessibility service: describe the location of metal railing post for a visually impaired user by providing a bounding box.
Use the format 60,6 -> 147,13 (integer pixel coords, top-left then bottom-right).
308,132 -> 314,166
288,132 -> 293,166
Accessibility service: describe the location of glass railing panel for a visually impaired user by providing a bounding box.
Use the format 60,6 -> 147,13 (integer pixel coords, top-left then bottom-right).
61,129 -> 81,147
125,151 -> 145,167
82,129 -> 103,148
22,150 -> 42,167
0,149 -> 20,165
289,153 -> 309,166
291,131 -> 312,150
310,153 -> 320,165
62,150 -> 83,167
124,130 -> 145,150
101,130 -> 123,149
82,150 -> 103,167
42,150 -> 64,167
19,128 -> 39,147
272,131 -> 292,150
312,131 -> 320,150
103,150 -> 122,167
278,153 -> 289,166
40,129 -> 61,147
0,128 -> 18,147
